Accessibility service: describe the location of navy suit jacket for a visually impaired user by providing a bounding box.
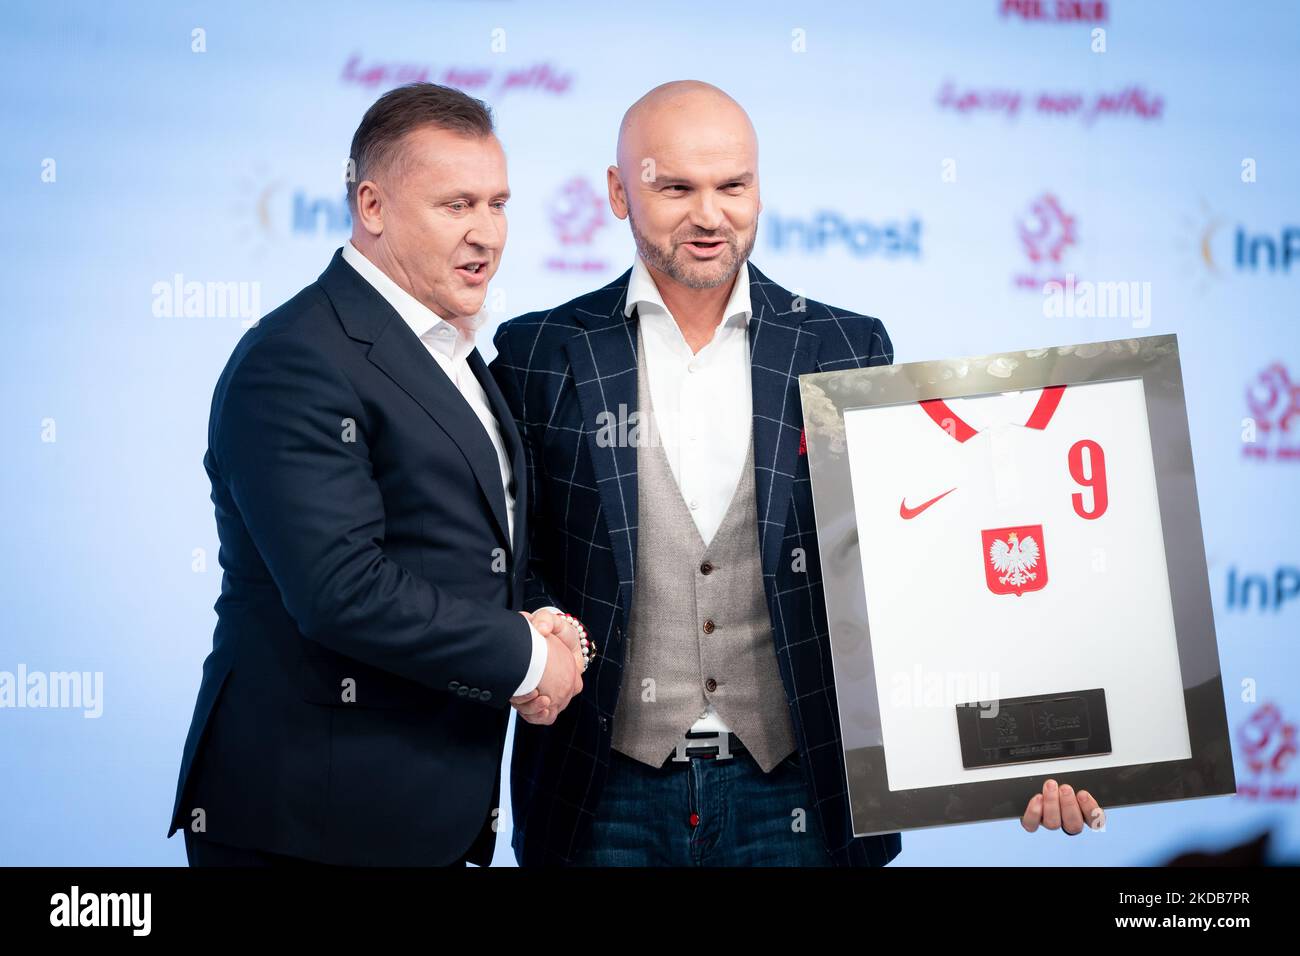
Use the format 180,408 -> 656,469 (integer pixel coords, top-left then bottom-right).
490,262 -> 903,866
169,249 -> 534,866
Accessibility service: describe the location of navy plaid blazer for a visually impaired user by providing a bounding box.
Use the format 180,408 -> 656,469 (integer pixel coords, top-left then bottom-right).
489,262 -> 903,867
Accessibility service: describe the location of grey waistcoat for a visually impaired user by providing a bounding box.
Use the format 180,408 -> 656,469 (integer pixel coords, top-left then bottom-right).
611,328 -> 795,772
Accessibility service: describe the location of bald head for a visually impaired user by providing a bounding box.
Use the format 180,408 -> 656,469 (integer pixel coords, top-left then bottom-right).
615,80 -> 757,172
609,81 -> 761,291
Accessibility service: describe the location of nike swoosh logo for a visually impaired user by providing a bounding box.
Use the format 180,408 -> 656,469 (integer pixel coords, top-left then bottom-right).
899,487 -> 957,519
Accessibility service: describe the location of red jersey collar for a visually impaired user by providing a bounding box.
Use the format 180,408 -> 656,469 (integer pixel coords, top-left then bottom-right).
919,385 -> 1066,443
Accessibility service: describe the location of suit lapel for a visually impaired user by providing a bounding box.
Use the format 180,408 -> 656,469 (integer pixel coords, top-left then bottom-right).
747,265 -> 821,583
469,347 -> 527,560
317,250 -> 513,551
565,281 -> 639,623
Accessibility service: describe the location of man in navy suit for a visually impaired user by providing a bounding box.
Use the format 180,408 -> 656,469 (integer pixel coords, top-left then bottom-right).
492,81 -> 1104,866
169,83 -> 585,867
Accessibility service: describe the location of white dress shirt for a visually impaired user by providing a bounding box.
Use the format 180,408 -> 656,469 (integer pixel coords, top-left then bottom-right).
625,255 -> 754,736
341,241 -> 547,697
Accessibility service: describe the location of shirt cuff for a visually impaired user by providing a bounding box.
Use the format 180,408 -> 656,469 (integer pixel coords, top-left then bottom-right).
511,618 -> 550,697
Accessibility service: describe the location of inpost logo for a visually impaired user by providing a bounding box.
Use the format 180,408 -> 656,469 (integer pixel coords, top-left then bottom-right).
1224,566 -> 1300,613
1189,202 -> 1299,281
766,211 -> 922,259
234,169 -> 352,253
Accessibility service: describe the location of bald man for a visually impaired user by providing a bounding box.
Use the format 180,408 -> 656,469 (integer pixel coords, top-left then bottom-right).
491,82 -> 1098,867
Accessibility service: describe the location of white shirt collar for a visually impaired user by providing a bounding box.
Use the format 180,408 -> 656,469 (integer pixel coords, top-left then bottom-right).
340,241 -> 486,360
624,254 -> 752,329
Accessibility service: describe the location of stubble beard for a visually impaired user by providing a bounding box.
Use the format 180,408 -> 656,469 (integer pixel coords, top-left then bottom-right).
629,211 -> 758,291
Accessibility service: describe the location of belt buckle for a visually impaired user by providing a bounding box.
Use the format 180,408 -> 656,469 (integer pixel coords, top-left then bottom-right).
670,731 -> 734,762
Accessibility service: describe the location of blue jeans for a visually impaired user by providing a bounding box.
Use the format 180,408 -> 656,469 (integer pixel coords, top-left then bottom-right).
572,747 -> 834,866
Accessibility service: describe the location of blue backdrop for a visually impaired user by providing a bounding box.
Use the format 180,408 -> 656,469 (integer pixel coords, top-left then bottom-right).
2,0 -> 1297,866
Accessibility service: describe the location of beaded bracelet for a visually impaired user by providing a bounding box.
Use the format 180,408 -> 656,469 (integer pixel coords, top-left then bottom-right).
558,612 -> 596,670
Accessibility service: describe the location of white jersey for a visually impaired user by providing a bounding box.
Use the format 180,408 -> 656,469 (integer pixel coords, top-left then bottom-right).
843,378 -> 1192,792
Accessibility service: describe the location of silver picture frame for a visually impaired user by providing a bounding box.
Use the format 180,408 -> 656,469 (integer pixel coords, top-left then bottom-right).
799,334 -> 1235,835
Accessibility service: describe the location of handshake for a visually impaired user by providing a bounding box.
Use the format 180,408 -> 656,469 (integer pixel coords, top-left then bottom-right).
510,608 -> 592,726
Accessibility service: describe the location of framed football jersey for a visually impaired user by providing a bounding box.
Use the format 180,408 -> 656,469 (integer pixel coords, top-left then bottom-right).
799,335 -> 1235,836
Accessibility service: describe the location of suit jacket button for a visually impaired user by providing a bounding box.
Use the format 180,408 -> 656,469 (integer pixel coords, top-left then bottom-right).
705,678 -> 718,693
469,688 -> 481,699
480,690 -> 492,702
449,681 -> 460,691
700,561 -> 714,575
457,685 -> 469,697
702,619 -> 716,635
